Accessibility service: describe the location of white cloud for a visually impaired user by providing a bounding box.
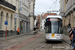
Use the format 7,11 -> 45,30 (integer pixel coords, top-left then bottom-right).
34,0 -> 60,15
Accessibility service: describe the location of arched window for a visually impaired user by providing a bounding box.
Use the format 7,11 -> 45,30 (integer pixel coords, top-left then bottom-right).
10,15 -> 12,30
6,13 -> 8,21
0,12 -> 3,29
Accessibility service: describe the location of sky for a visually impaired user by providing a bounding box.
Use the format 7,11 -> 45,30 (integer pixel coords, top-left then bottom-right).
34,0 -> 60,15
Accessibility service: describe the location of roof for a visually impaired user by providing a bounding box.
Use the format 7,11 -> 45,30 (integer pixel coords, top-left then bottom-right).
46,15 -> 62,19
43,13 -> 57,19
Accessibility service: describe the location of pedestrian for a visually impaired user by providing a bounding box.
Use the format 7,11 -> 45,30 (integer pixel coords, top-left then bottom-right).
69,28 -> 74,45
69,27 -> 75,50
34,26 -> 36,31
37,26 -> 38,29
17,28 -> 20,35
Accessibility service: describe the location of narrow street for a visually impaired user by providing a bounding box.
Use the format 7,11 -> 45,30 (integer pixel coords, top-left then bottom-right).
0,0 -> 75,50
5,31 -> 72,50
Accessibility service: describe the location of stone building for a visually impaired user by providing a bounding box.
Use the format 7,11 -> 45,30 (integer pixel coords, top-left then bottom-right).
19,0 -> 30,34
29,0 -> 35,31
0,0 -> 19,37
60,0 -> 75,27
19,0 -> 35,34
36,15 -> 40,29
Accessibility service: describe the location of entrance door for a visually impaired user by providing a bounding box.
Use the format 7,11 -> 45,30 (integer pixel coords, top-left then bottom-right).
20,20 -> 23,34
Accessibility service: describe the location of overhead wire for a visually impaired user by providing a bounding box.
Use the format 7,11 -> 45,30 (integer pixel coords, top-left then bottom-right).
49,0 -> 58,9
54,0 -> 57,9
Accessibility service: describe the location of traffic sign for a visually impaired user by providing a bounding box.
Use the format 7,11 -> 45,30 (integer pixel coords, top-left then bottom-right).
15,20 -> 16,22
15,14 -> 18,18
19,7 -> 22,10
5,21 -> 8,25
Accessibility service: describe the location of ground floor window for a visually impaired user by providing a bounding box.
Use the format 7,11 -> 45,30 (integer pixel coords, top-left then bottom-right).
0,12 -> 3,29
26,22 -> 28,32
10,15 -> 12,30
14,18 -> 17,34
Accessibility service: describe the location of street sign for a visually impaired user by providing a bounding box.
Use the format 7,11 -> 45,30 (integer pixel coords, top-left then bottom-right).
15,20 -> 16,22
19,1 -> 22,10
15,14 -> 18,18
19,7 -> 22,10
5,21 -> 8,25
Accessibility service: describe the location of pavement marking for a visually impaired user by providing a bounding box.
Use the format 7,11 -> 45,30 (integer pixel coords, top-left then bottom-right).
35,45 -> 45,50
6,33 -> 42,50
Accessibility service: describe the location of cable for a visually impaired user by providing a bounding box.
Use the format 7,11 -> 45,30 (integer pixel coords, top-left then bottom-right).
49,0 -> 58,9
54,0 -> 57,9
49,0 -> 59,13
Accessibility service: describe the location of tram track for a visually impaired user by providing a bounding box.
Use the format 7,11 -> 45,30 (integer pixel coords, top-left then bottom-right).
35,40 -> 71,50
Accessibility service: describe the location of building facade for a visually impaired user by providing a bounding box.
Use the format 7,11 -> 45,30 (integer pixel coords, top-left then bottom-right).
60,0 -> 75,27
19,0 -> 33,34
0,0 -> 19,37
29,0 -> 35,31
36,15 -> 40,29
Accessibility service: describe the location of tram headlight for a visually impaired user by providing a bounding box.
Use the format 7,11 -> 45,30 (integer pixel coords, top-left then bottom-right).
56,34 -> 60,36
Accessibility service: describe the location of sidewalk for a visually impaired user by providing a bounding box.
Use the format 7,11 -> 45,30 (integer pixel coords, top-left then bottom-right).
0,31 -> 39,50
0,31 -> 35,41
63,34 -> 71,45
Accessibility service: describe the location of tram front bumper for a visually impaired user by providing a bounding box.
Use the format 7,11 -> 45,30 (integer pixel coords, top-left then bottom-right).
46,38 -> 63,41
46,36 -> 63,41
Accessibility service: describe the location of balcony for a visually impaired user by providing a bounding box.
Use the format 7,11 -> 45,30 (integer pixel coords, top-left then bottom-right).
0,0 -> 16,11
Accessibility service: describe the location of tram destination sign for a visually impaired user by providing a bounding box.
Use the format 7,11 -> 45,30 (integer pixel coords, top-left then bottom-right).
47,19 -> 59,21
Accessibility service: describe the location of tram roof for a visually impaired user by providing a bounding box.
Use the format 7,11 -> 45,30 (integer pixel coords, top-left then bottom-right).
46,15 -> 62,19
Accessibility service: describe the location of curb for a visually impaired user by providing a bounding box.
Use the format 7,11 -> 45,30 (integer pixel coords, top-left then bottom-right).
0,34 -> 26,41
0,31 -> 36,41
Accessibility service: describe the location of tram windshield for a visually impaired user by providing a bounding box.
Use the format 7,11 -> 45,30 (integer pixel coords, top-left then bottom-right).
45,18 -> 62,34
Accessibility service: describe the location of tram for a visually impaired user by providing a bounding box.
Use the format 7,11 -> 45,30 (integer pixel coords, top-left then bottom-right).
45,15 -> 63,42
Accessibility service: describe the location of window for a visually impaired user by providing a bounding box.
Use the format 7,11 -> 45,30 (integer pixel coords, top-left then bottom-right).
10,15 -> 12,30
0,12 -> 3,29
45,21 -> 59,33
45,18 -> 62,34
65,0 -> 68,4
15,18 -> 17,26
6,13 -> 8,21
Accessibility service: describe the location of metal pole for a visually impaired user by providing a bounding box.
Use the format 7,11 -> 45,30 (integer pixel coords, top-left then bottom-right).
5,25 -> 7,39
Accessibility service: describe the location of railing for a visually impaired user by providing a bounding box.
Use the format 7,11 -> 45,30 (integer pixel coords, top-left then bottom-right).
0,0 -> 16,11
